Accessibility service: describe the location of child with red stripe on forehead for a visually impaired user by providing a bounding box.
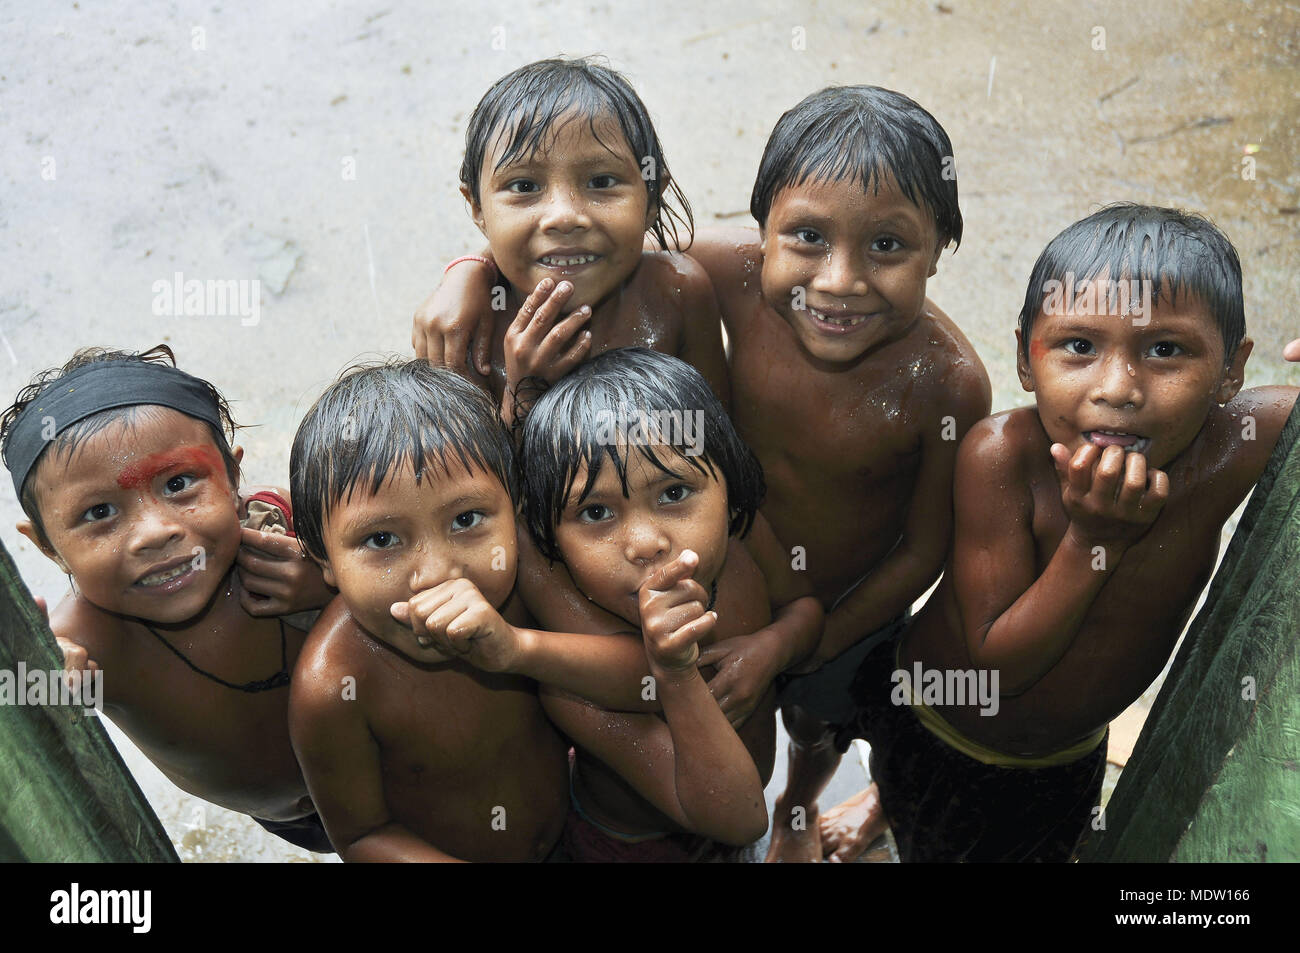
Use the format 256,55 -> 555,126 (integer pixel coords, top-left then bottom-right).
1,345 -> 335,853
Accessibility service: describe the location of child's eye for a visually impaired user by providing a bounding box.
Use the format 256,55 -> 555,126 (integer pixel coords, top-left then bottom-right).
1063,339 -> 1094,356
871,237 -> 902,253
364,531 -> 400,550
1147,341 -> 1183,359
588,173 -> 618,189
658,484 -> 692,505
451,510 -> 485,532
82,502 -> 117,524
794,228 -> 823,245
578,504 -> 612,524
507,179 -> 539,194
162,474 -> 198,495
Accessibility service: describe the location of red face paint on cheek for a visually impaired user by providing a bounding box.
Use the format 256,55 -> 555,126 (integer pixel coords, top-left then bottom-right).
1029,339 -> 1048,360
116,445 -> 225,490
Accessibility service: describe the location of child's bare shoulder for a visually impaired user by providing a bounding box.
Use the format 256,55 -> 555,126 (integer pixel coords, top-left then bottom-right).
957,408 -> 1044,482
633,251 -> 716,313
49,592 -> 127,664
292,597 -> 371,701
1198,385 -> 1299,488
910,305 -> 992,410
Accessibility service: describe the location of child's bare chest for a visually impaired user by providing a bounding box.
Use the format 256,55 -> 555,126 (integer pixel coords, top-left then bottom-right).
364,658 -> 543,776
729,315 -> 924,484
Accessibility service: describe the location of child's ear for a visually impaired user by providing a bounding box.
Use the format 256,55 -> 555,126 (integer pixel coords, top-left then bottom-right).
461,184 -> 487,236
319,561 -> 336,590
758,225 -> 767,257
645,172 -> 667,233
17,520 -> 69,574
1216,337 -> 1253,404
1015,329 -> 1035,392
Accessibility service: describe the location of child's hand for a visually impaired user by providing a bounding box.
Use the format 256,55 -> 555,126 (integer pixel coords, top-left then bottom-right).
236,528 -> 334,617
54,636 -> 101,691
1285,338 -> 1300,362
504,278 -> 592,387
390,578 -> 519,672
412,260 -> 497,380
697,630 -> 784,728
1050,442 -> 1168,549
638,550 -> 718,673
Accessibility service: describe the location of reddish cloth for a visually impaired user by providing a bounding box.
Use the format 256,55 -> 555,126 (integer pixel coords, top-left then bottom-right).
243,490 -> 295,537
560,809 -> 711,863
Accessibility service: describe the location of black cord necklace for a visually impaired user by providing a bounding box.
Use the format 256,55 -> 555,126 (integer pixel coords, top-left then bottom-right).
142,618 -> 291,693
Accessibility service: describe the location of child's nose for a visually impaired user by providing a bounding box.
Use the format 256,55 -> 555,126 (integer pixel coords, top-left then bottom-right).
810,250 -> 870,298
128,502 -> 183,552
409,554 -> 461,593
623,519 -> 670,565
1090,352 -> 1144,408
539,186 -> 591,232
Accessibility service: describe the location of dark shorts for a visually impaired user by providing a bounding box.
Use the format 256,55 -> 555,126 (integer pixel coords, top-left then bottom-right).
845,636 -> 1107,863
776,613 -> 910,751
253,812 -> 335,854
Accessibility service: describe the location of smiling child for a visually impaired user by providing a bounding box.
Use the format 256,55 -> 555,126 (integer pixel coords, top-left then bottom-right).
849,204 -> 1299,861
0,346 -> 331,851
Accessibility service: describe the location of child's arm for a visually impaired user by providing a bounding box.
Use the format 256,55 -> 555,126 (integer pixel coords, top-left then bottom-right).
542,550 -> 768,845
391,572 -> 662,713
1285,338 -> 1300,361
950,418 -> 1167,694
696,514 -> 824,727
663,252 -> 731,410
814,371 -> 990,665
412,249 -> 497,379
288,657 -> 464,863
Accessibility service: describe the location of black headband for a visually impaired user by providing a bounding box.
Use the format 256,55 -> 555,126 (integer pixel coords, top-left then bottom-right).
4,361 -> 225,497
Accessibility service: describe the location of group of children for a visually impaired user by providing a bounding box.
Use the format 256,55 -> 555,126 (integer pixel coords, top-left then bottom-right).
5,56 -> 1296,862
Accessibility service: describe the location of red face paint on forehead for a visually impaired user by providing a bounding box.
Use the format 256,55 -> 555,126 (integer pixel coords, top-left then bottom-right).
116,445 -> 225,490
1029,339 -> 1048,360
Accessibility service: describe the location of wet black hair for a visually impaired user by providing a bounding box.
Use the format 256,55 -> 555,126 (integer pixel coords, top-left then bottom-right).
459,56 -> 693,251
519,347 -> 764,563
750,85 -> 962,248
0,345 -> 240,550
291,358 -> 516,564
1017,203 -> 1245,364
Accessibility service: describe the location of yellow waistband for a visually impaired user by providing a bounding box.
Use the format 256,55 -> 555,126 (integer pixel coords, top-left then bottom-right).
895,645 -> 1106,768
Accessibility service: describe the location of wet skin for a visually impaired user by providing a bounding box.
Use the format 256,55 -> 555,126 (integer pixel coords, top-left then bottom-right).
289,462 -> 568,861
21,409 -> 310,821
538,454 -> 818,838
902,290 -> 1298,755
462,110 -> 729,407
690,176 -> 990,650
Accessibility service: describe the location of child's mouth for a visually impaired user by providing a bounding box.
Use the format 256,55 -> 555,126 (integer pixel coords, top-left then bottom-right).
807,306 -> 874,333
1084,430 -> 1151,454
134,558 -> 197,591
539,253 -> 600,271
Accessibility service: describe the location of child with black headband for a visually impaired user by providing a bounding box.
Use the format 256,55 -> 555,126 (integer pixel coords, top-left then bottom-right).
1,346 -> 335,853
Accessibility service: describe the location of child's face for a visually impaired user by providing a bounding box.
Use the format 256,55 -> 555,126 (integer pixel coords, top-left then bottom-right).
464,111 -> 656,312
759,174 -> 943,364
552,449 -> 730,625
18,409 -> 243,624
319,461 -> 517,653
1017,281 -> 1251,470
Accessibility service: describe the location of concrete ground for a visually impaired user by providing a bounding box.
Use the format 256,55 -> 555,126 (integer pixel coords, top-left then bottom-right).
1,0 -> 1296,861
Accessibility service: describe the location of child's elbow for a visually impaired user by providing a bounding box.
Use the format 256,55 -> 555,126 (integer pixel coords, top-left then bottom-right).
717,799 -> 769,847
